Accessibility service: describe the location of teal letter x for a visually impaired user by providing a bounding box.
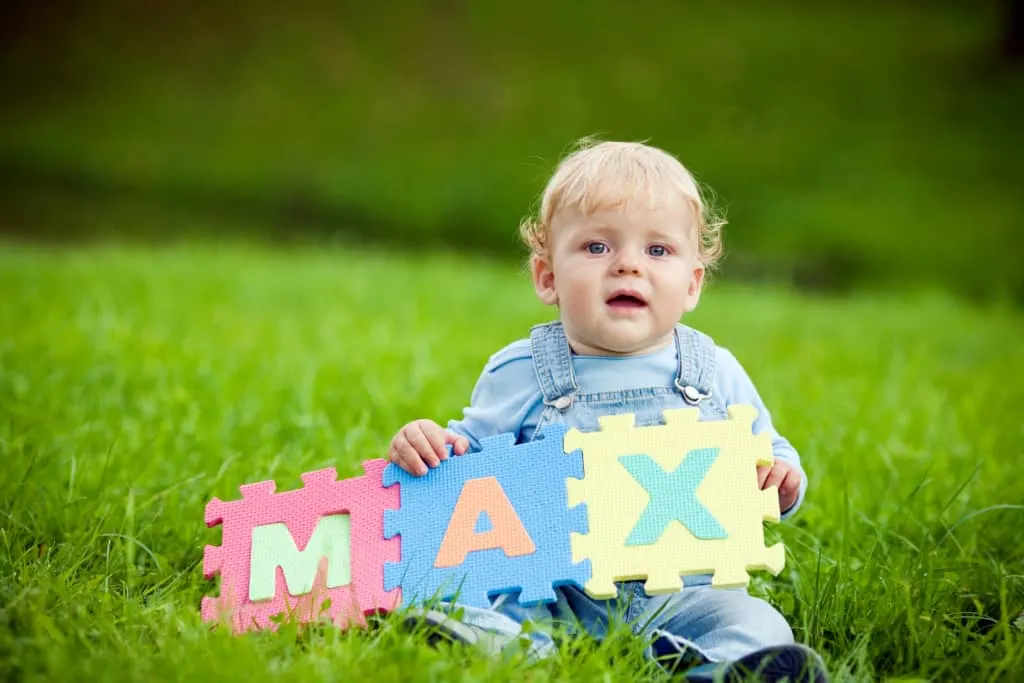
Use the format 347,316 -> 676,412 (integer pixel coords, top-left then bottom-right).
618,448 -> 727,546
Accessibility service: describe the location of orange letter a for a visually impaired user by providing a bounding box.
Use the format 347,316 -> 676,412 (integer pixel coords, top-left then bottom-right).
434,477 -> 536,568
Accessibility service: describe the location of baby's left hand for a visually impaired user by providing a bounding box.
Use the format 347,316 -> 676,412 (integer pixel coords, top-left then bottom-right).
757,460 -> 801,514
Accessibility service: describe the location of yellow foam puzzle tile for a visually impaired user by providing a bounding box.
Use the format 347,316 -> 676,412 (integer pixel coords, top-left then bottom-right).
564,405 -> 784,598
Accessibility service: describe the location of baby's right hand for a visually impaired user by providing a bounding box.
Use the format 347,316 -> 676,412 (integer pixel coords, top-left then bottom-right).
388,419 -> 470,476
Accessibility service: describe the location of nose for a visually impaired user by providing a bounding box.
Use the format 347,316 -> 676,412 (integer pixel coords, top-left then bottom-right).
613,253 -> 641,276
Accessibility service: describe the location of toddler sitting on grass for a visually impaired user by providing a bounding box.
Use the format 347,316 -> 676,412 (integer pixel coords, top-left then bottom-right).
387,139 -> 829,682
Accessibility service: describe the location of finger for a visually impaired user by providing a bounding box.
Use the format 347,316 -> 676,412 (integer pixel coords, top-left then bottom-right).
446,432 -> 470,455
762,463 -> 787,492
393,442 -> 427,476
388,443 -> 410,473
403,424 -> 441,469
756,463 -> 772,488
779,469 -> 802,508
419,422 -> 452,464
393,438 -> 428,476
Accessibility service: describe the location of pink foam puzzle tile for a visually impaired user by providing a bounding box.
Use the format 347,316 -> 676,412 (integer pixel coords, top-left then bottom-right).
201,459 -> 400,634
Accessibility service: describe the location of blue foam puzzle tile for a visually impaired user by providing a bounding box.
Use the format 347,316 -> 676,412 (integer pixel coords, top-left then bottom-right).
382,424 -> 591,609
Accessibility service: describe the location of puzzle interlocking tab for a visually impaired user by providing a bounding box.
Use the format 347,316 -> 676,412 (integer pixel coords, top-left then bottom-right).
382,424 -> 591,609
201,460 -> 400,633
564,405 -> 785,599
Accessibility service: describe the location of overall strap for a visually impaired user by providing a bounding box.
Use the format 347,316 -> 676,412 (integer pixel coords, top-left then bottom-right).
528,321 -> 580,410
673,323 -> 718,405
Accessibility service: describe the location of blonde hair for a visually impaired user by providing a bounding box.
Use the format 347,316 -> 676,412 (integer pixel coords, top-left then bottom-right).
519,138 -> 726,269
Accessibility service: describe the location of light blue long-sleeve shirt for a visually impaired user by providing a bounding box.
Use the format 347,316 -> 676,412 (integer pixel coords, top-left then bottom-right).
446,337 -> 808,519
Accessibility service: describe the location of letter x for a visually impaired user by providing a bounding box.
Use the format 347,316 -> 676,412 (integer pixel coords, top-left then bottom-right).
617,448 -> 727,546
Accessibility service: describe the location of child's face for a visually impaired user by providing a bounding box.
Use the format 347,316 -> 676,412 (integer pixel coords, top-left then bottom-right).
531,202 -> 705,356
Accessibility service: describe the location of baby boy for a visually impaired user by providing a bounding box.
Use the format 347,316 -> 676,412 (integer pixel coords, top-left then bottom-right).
387,139 -> 829,683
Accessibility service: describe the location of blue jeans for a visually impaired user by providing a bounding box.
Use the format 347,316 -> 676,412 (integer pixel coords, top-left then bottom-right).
444,582 -> 796,668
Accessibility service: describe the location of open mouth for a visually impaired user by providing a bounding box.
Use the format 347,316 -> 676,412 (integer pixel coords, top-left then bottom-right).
606,291 -> 648,308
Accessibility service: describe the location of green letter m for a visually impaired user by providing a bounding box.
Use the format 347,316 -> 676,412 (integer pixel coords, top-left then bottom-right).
248,515 -> 351,601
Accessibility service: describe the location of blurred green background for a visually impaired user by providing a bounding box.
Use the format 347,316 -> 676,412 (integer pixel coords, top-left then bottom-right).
2,0 -> 1022,299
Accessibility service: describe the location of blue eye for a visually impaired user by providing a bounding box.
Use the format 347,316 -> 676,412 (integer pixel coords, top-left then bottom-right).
648,245 -> 668,257
586,242 -> 607,254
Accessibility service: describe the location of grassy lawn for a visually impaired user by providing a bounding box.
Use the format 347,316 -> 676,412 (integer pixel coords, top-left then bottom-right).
1,241 -> 1022,681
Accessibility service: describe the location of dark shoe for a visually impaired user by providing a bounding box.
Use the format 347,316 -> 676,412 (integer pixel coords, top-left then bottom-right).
683,643 -> 829,682
648,628 -> 712,674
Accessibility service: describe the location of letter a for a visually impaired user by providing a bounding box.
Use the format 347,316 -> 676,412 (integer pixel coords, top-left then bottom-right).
434,477 -> 536,568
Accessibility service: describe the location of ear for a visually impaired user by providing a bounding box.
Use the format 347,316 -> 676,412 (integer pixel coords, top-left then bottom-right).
683,263 -> 706,312
530,254 -> 558,306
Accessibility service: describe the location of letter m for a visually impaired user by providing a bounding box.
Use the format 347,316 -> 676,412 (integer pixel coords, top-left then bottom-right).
248,514 -> 351,601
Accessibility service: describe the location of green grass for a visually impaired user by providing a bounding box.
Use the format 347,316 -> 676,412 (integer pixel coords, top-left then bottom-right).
1,241 -> 1023,682
2,0 -> 1022,298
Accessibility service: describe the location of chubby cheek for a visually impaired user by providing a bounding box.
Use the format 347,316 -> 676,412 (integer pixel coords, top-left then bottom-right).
556,261 -> 595,299
561,281 -> 595,316
652,280 -> 694,316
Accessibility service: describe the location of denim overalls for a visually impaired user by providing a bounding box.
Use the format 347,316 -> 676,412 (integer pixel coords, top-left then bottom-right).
444,321 -> 796,666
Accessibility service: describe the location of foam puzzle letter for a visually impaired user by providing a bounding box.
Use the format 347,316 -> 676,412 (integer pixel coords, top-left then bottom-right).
249,514 -> 351,601
383,426 -> 591,608
565,406 -> 785,598
618,448 -> 727,546
201,462 -> 400,634
434,477 -> 536,567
